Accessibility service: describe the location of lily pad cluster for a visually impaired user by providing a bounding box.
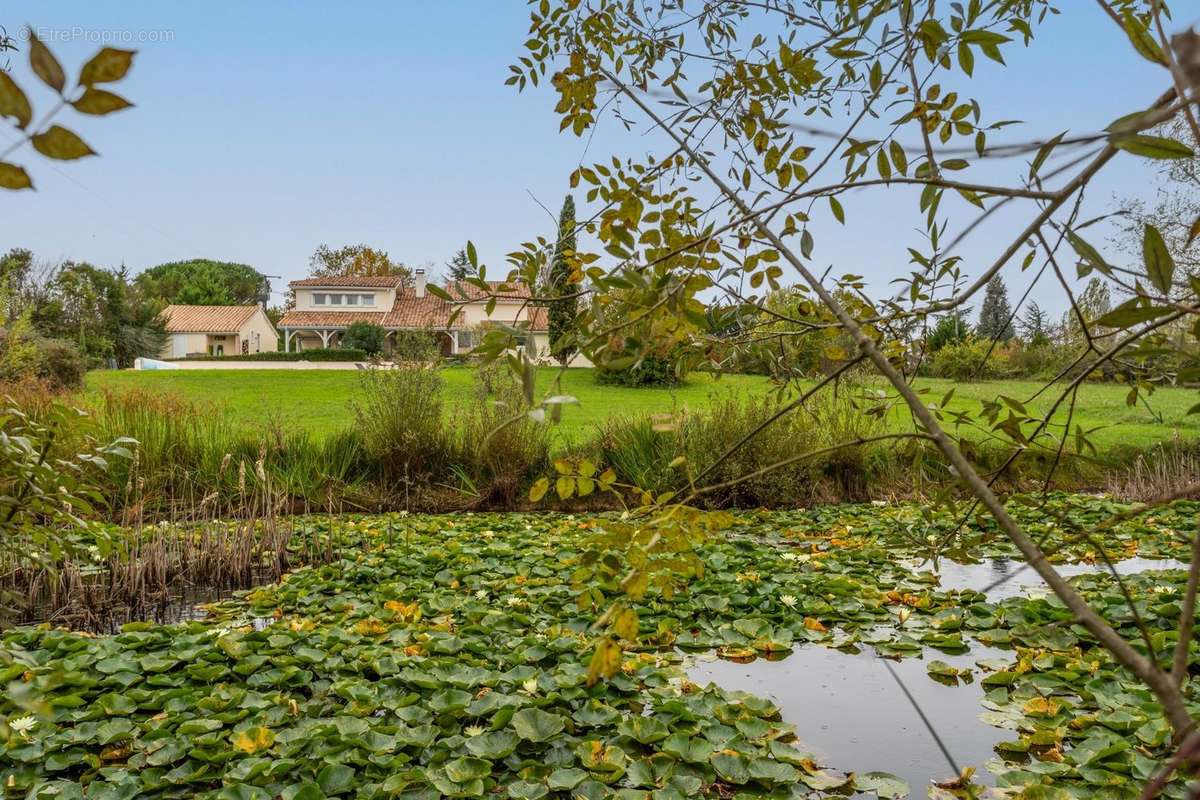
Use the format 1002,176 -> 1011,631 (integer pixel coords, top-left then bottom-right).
2,498 -> 1197,798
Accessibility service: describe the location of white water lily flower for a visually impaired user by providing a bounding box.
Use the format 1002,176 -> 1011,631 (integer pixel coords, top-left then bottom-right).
780,553 -> 798,562
871,500 -> 887,507
522,677 -> 539,694
464,724 -> 485,737
474,590 -> 488,600
779,594 -> 797,608
9,716 -> 35,735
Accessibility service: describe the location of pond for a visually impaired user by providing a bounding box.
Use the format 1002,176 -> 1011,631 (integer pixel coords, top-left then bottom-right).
690,555 -> 1191,797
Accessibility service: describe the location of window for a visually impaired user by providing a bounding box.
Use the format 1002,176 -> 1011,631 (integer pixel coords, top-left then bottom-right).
314,293 -> 327,305
345,294 -> 359,305
329,294 -> 343,305
360,294 -> 375,306
456,330 -> 479,350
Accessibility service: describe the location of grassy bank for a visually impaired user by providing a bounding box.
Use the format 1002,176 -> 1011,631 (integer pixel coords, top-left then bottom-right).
87,367 -> 1199,451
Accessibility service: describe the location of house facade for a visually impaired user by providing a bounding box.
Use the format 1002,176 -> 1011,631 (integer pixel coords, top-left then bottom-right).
159,304 -> 279,358
277,270 -> 587,363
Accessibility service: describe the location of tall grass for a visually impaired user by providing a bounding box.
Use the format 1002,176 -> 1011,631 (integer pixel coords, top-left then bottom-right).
590,387 -> 891,507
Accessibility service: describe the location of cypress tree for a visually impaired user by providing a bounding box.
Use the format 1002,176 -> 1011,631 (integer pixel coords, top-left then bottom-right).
548,195 -> 578,365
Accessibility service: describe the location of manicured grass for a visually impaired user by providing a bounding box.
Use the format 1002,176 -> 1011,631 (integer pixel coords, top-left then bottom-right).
86,367 -> 1199,452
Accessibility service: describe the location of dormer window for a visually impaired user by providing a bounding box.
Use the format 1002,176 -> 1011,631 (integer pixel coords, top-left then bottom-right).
345,294 -> 359,305
314,293 -> 327,305
329,294 -> 343,305
360,294 -> 375,306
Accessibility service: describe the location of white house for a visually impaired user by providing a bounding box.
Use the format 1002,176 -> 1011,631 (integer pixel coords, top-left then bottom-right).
159,304 -> 279,358
277,269 -> 589,364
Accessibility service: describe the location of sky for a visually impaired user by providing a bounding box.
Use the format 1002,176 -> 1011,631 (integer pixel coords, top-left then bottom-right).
1,2 -> 1195,314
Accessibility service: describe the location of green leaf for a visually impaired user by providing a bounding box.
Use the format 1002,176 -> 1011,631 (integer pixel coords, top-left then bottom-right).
79,47 -> 136,85
31,126 -> 96,160
1094,302 -> 1173,329
855,771 -> 910,798
0,162 -> 33,191
528,477 -> 549,503
316,764 -> 356,795
547,768 -> 587,791
710,752 -> 751,784
1121,12 -> 1164,64
0,71 -> 33,129
1112,134 -> 1195,160
444,756 -> 492,783
28,32 -> 66,93
466,730 -> 520,759
828,195 -> 845,223
1142,224 -> 1175,294
72,87 -> 134,116
510,707 -> 566,742
1066,231 -> 1110,277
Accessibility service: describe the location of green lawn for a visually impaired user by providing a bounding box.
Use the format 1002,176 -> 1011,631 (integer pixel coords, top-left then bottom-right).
86,367 -> 1199,452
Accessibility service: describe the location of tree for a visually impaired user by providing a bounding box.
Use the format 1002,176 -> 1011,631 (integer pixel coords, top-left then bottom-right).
547,195 -> 579,365
309,244 -> 411,284
135,259 -> 267,306
1019,301 -> 1052,346
976,275 -> 1014,342
341,320 -> 386,355
501,0 -> 1200,753
446,248 -> 472,282
926,312 -> 971,353
1113,117 -> 1200,290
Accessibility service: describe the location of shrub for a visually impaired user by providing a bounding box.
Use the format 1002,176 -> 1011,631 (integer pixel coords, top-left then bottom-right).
351,365 -> 450,487
595,356 -> 678,387
926,337 -> 1019,381
391,329 -> 440,362
449,370 -> 550,506
341,321 -> 386,355
0,324 -> 87,390
594,415 -> 680,495
170,348 -> 366,362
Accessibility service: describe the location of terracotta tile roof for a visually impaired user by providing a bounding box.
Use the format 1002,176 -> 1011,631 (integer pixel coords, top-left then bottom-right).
448,280 -> 534,301
278,281 -> 548,331
289,275 -> 407,288
160,305 -> 261,334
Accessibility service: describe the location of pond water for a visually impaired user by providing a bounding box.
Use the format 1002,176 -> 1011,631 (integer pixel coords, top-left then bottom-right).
908,556 -> 1187,601
689,644 -> 1011,797
689,555 -> 1191,797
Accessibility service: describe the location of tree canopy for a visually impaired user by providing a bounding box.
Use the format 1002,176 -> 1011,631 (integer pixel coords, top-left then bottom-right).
135,259 -> 268,306
308,244 -> 411,284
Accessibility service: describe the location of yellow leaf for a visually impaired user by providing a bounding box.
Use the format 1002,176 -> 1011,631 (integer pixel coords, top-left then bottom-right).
611,607 -> 639,642
529,477 -> 550,503
586,637 -> 623,686
803,617 -> 827,633
556,476 -> 575,499
231,726 -> 274,754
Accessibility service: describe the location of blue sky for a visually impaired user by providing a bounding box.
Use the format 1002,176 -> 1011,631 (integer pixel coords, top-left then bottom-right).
1,2 -> 1193,313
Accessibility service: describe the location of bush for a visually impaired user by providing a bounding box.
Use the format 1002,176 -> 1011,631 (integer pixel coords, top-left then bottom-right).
170,348 -> 367,362
341,321 -> 386,355
925,337 -> 1019,381
449,369 -> 550,506
595,356 -> 678,387
0,324 -> 87,390
351,365 -> 450,487
391,329 -> 440,362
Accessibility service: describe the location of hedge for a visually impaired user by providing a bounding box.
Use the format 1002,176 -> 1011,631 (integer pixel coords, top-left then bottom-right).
168,348 -> 367,362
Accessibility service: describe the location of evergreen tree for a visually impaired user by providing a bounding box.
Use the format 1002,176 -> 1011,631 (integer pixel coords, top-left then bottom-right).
446,248 -> 472,282
548,195 -> 579,365
976,275 -> 1014,342
1019,301 -> 1051,345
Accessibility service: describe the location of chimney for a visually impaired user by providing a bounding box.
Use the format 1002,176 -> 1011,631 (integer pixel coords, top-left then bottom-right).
415,269 -> 426,298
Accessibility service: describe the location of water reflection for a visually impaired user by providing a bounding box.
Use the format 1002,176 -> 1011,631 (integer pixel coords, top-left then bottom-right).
689,644 -> 1013,797
917,557 -> 1187,600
